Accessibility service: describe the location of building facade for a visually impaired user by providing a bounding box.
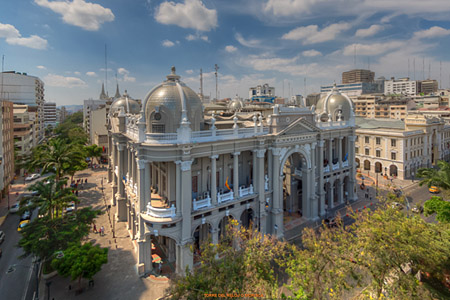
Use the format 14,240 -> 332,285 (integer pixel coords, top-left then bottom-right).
1,101 -> 14,199
342,69 -> 374,84
321,82 -> 383,97
384,77 -> 418,96
13,104 -> 34,175
44,102 -> 57,128
249,83 -> 275,103
420,80 -> 439,95
355,115 -> 450,180
0,71 -> 45,144
108,69 -> 357,275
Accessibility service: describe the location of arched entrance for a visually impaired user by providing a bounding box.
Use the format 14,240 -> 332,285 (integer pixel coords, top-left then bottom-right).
151,235 -> 177,275
193,223 -> 211,263
364,160 -> 370,170
375,162 -> 382,173
389,165 -> 398,177
240,208 -> 254,229
218,215 -> 235,240
355,158 -> 360,169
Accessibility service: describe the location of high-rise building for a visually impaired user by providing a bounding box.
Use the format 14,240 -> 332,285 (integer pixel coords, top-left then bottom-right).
419,80 -> 439,95
384,77 -> 418,96
43,102 -> 57,127
342,69 -> 375,84
0,71 -> 45,144
1,101 -> 14,198
13,104 -> 34,175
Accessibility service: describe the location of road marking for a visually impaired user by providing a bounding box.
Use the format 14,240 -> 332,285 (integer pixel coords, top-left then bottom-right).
21,258 -> 34,300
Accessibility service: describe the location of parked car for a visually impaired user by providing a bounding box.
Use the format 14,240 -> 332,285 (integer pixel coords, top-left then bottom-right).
0,231 -> 5,244
391,202 -> 404,210
324,218 -> 338,228
17,220 -> 30,232
10,203 -> 20,213
65,201 -> 76,213
25,174 -> 40,181
429,186 -> 440,194
23,191 -> 39,197
412,206 -> 424,214
20,211 -> 31,221
393,188 -> 402,197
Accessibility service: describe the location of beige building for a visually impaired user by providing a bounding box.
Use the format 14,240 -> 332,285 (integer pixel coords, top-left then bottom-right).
342,69 -> 374,84
1,101 -> 14,199
353,94 -> 415,121
13,104 -> 34,175
108,69 -> 357,276
355,115 -> 450,180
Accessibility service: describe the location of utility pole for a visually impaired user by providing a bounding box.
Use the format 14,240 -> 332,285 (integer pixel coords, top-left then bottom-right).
200,68 -> 204,102
214,64 -> 219,103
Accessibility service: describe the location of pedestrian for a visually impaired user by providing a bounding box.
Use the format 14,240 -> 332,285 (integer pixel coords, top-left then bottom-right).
85,179 -> 88,184
158,262 -> 162,275
93,224 -> 97,233
100,226 -> 105,236
75,190 -> 78,197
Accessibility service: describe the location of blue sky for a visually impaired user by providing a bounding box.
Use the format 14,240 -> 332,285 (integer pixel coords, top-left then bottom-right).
1,0 -> 450,105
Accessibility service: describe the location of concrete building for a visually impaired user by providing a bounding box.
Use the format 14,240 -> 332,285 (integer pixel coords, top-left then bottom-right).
44,102 -> 57,128
305,93 -> 321,107
321,81 -> 383,97
342,69 -> 374,84
249,83 -> 275,103
107,69 -> 357,275
355,114 -> 450,180
1,101 -> 14,199
0,71 -> 45,144
384,77 -> 418,96
13,104 -> 34,175
420,80 -> 439,95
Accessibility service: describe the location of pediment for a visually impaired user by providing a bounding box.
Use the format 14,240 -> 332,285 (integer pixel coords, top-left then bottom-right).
275,117 -> 321,136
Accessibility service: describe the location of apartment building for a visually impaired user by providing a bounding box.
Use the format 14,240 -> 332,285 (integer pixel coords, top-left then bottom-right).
44,102 -> 57,128
13,104 -> 34,175
342,69 -> 374,84
1,101 -> 14,199
384,77 -> 418,96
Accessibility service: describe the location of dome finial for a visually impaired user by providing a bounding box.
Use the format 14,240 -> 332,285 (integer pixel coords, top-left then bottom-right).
167,66 -> 180,82
171,66 -> 176,74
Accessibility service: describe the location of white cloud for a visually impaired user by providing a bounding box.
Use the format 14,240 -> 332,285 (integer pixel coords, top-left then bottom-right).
43,73 -> 87,88
36,65 -> 47,70
235,33 -> 261,48
355,25 -> 384,38
0,23 -> 48,50
282,23 -> 351,44
117,68 -> 136,82
74,71 -> 81,75
86,71 -> 97,77
185,33 -> 209,42
225,45 -> 237,53
413,26 -> 450,39
34,0 -> 114,31
155,0 -> 217,31
162,39 -> 175,47
342,41 -> 405,56
185,69 -> 194,74
302,49 -> 322,57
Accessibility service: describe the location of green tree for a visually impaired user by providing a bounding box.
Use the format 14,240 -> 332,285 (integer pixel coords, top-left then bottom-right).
424,196 -> 450,223
29,138 -> 85,181
18,208 -> 101,261
417,161 -> 450,190
51,242 -> 108,290
168,220 -> 288,299
25,177 -> 77,219
84,144 -> 103,166
67,127 -> 89,145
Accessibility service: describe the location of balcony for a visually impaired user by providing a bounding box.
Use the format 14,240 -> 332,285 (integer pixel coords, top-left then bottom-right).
239,184 -> 254,197
332,163 -> 340,171
342,160 -> 349,168
324,165 -> 330,173
146,203 -> 176,218
218,190 -> 234,204
193,194 -> 212,211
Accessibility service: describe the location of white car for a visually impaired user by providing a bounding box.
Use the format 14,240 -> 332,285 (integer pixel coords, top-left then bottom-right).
25,174 -> 40,181
10,203 -> 20,213
65,201 -> 76,213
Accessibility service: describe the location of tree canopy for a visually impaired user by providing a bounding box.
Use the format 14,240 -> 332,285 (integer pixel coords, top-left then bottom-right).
424,196 -> 450,223
417,161 -> 450,190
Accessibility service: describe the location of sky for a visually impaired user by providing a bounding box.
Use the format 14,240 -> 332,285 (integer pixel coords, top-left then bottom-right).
1,0 -> 450,106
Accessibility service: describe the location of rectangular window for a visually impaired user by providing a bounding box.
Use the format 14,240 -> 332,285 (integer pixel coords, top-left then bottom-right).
355,147 -> 359,154
391,139 -> 396,147
405,140 -> 408,147
365,136 -> 369,143
376,150 -> 381,157
376,137 -> 381,145
152,124 -> 165,133
365,148 -> 369,155
192,175 -> 198,193
391,152 -> 396,160
405,153 -> 408,160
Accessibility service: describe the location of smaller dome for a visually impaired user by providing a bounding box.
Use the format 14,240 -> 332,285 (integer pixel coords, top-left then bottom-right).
228,98 -> 244,112
110,90 -> 140,115
316,84 -> 354,121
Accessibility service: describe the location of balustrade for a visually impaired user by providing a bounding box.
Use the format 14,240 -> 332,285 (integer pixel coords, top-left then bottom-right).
146,203 -> 176,218
239,184 -> 254,197
193,195 -> 212,211
218,190 -> 234,204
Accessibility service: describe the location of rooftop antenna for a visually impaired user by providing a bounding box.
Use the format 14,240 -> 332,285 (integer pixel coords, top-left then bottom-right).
408,58 -> 410,78
304,77 -> 306,96
200,68 -> 204,101
413,58 -> 416,80
428,61 -> 431,80
368,57 -> 370,70
214,64 -> 219,103
282,80 -> 284,98
422,56 -> 425,80
354,45 -> 357,67
288,81 -> 290,99
1,55 -> 4,100
105,44 -> 108,97
440,61 -> 442,89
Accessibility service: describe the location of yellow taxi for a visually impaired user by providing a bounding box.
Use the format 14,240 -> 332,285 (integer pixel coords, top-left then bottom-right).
429,186 -> 440,194
17,220 -> 30,232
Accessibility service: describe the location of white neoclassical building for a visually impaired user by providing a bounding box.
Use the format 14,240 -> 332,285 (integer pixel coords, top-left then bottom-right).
107,69 -> 358,275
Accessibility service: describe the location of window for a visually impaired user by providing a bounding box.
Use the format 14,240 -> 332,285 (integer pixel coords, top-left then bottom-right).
405,140 -> 408,147
391,139 -> 396,147
376,137 -> 381,145
405,153 -> 408,160
365,136 -> 369,143
365,148 -> 369,155
391,152 -> 396,160
356,136 -> 359,142
152,124 -> 165,133
376,150 -> 381,157
355,147 -> 359,154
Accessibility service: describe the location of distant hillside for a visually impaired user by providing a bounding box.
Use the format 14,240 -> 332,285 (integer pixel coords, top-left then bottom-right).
58,105 -> 83,113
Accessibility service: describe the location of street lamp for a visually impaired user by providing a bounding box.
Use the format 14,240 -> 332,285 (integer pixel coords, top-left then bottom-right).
385,167 -> 388,178
345,191 -> 349,205
412,172 -> 415,182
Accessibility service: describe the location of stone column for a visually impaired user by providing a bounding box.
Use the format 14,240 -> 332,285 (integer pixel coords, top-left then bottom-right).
256,149 -> 266,233
271,148 -> 283,238
349,135 -> 357,201
144,161 -> 151,206
318,140 -> 325,216
338,137 -> 343,167
302,168 -> 311,219
116,144 -> 127,221
328,180 -> 334,209
179,160 -> 193,273
233,152 -> 240,198
210,155 -> 218,205
211,228 -> 219,245
137,158 -> 147,241
107,136 -> 113,183
127,146 -> 132,181
328,138 -> 333,164
111,142 -> 118,206
310,143 -> 318,219
175,161 -> 181,216
339,180 -> 345,205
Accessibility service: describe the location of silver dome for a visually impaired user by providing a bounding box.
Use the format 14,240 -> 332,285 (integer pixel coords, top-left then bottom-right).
228,98 -> 244,112
144,67 -> 203,133
110,91 -> 140,115
316,85 -> 354,121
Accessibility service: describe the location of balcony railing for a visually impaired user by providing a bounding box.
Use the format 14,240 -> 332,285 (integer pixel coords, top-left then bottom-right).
239,184 -> 254,197
218,190 -> 234,204
146,203 -> 176,218
193,195 -> 212,211
342,160 -> 349,167
332,163 -> 339,171
324,165 -> 330,173
294,169 -> 302,177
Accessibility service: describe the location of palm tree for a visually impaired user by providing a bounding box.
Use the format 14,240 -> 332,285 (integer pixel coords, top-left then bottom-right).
26,177 -> 78,219
29,138 -> 85,181
84,144 -> 103,166
417,160 -> 450,190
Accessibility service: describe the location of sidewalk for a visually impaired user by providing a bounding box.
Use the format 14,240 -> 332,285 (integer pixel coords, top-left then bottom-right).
0,177 -> 28,226
39,168 -> 169,300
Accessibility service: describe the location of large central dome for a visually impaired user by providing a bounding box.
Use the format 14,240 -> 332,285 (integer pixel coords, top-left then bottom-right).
144,67 -> 203,133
